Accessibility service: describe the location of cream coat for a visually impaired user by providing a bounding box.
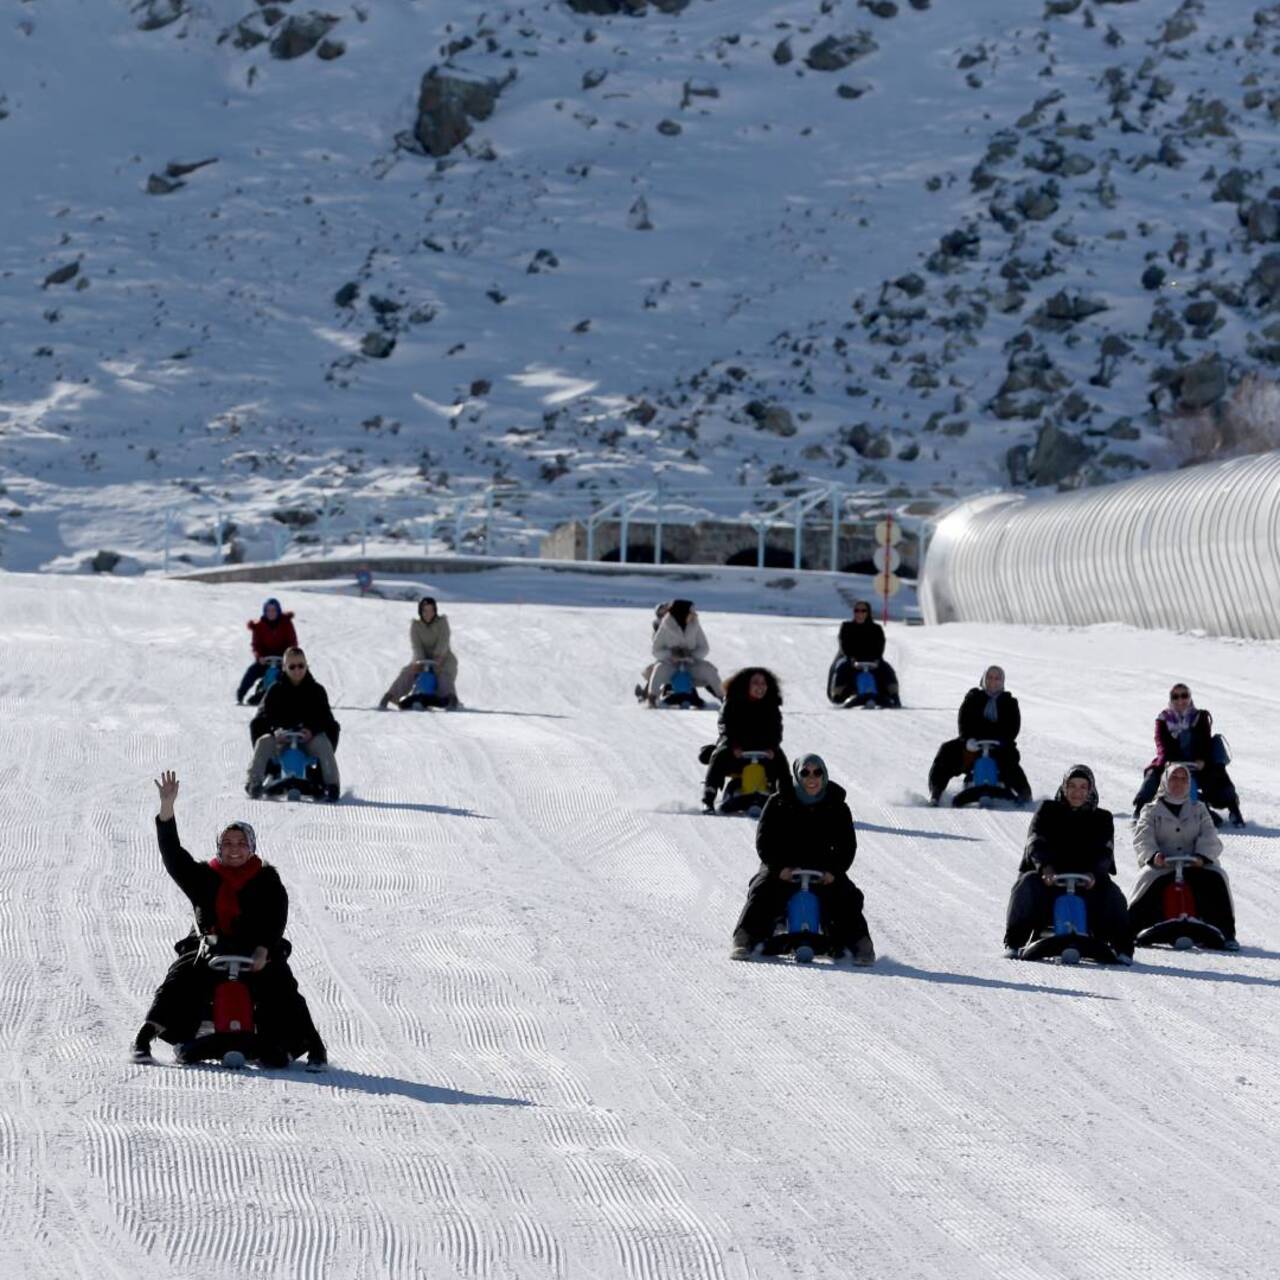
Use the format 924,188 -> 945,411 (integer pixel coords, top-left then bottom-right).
647,612 -> 723,699
379,613 -> 458,704
1130,794 -> 1229,904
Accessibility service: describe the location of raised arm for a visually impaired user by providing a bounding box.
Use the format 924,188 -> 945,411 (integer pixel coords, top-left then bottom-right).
153,771 -> 204,900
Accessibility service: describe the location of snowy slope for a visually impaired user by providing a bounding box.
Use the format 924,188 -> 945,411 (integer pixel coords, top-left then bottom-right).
3,571 -> 1280,1277
6,1 -> 1280,571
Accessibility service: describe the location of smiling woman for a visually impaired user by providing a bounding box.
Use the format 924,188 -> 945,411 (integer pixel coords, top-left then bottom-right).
130,770 -> 328,1069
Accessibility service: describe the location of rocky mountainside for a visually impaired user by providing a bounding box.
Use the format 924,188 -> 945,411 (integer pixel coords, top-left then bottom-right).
3,0 -> 1280,570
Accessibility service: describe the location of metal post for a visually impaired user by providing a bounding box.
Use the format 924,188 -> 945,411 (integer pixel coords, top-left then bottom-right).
830,485 -> 840,573
361,516 -> 368,558
620,504 -> 630,564
163,509 -> 172,574
587,512 -> 596,562
320,500 -> 330,556
757,522 -> 765,569
274,528 -> 289,561
882,514 -> 893,625
484,487 -> 494,556
214,513 -> 226,566
794,496 -> 804,570
453,500 -> 466,554
423,515 -> 436,556
654,482 -> 663,565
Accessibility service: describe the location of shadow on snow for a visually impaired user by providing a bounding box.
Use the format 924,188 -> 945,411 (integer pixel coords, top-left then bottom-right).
342,795 -> 490,819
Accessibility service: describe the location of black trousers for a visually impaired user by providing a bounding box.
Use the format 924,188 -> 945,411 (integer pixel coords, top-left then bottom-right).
1129,869 -> 1236,939
236,661 -> 268,701
827,657 -> 900,705
1003,872 -> 1134,954
929,737 -> 1031,800
733,865 -> 870,950
144,943 -> 323,1055
1132,764 -> 1240,814
704,744 -> 785,793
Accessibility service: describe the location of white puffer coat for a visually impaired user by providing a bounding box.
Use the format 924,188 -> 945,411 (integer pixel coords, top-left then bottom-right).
1130,771 -> 1229,905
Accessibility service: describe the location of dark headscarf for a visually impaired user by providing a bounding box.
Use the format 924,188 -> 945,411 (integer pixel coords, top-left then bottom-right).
418,596 -> 438,620
792,753 -> 829,805
262,597 -> 282,619
667,599 -> 694,629
1054,764 -> 1097,810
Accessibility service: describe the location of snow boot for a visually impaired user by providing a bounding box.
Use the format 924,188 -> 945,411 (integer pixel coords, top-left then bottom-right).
852,936 -> 876,967
324,784 -> 341,803
1229,808 -> 1246,828
130,1024 -> 155,1063
1223,937 -> 1241,952
702,787 -> 717,814
730,942 -> 763,961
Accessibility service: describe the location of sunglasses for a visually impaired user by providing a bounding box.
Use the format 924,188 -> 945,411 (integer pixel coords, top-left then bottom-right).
286,663 -> 307,671
799,767 -> 823,779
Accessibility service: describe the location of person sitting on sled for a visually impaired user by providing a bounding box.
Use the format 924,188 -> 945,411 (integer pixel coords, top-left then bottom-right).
378,596 -> 461,710
246,647 -> 341,801
1130,683 -> 1243,826
827,600 -> 901,707
1129,763 -> 1238,948
235,597 -> 298,705
1002,764 -> 1133,963
700,667 -> 786,811
927,665 -> 1032,806
131,771 -> 327,1067
646,599 -> 725,705
730,754 -> 875,964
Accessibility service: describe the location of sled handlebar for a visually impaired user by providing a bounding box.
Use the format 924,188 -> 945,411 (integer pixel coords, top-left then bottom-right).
853,661 -> 878,671
262,655 -> 282,667
206,954 -> 257,978
413,658 -> 438,670
787,868 -> 827,889
1160,852 -> 1202,881
739,750 -> 772,761
1052,873 -> 1093,892
973,739 -> 1001,751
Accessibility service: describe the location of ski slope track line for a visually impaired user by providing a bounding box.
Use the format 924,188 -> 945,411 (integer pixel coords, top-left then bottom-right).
1,574 -> 1279,1278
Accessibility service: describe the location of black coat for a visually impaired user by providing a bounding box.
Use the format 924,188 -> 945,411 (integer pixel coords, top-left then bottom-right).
838,620 -> 885,663
157,817 -> 290,954
1018,800 -> 1116,881
756,781 -> 857,875
958,688 -> 1021,744
717,697 -> 783,751
249,671 -> 341,748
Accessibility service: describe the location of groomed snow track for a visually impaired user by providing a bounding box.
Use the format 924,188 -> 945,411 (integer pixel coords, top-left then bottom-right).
2,573 -> 1278,1279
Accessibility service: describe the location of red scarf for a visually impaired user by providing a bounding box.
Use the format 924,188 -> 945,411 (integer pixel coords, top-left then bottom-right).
208,856 -> 263,935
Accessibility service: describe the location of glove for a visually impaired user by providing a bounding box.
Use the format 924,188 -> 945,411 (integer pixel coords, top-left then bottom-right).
965,738 -> 980,752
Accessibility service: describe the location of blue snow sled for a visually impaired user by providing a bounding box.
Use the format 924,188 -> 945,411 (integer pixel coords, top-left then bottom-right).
244,656 -> 282,707
953,739 -> 1021,808
761,870 -> 830,962
1018,873 -> 1119,966
653,659 -> 706,709
262,729 -> 326,801
399,660 -> 454,710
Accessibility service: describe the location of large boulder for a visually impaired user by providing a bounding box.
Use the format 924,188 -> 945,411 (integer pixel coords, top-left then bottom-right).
805,33 -> 878,72
414,70 -> 510,157
270,13 -> 340,60
1028,423 -> 1092,486
1177,355 -> 1228,410
133,0 -> 186,31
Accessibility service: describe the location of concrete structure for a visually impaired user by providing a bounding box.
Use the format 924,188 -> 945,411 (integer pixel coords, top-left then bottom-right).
540,518 -> 922,577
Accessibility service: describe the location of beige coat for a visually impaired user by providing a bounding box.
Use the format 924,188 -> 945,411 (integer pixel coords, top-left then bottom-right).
1130,794 -> 1228,903
380,613 -> 458,705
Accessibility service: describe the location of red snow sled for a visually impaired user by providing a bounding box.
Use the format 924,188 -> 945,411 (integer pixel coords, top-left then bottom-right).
174,953 -> 286,1069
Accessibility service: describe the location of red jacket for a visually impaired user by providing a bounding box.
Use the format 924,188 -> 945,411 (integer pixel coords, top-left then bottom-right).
248,612 -> 297,659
